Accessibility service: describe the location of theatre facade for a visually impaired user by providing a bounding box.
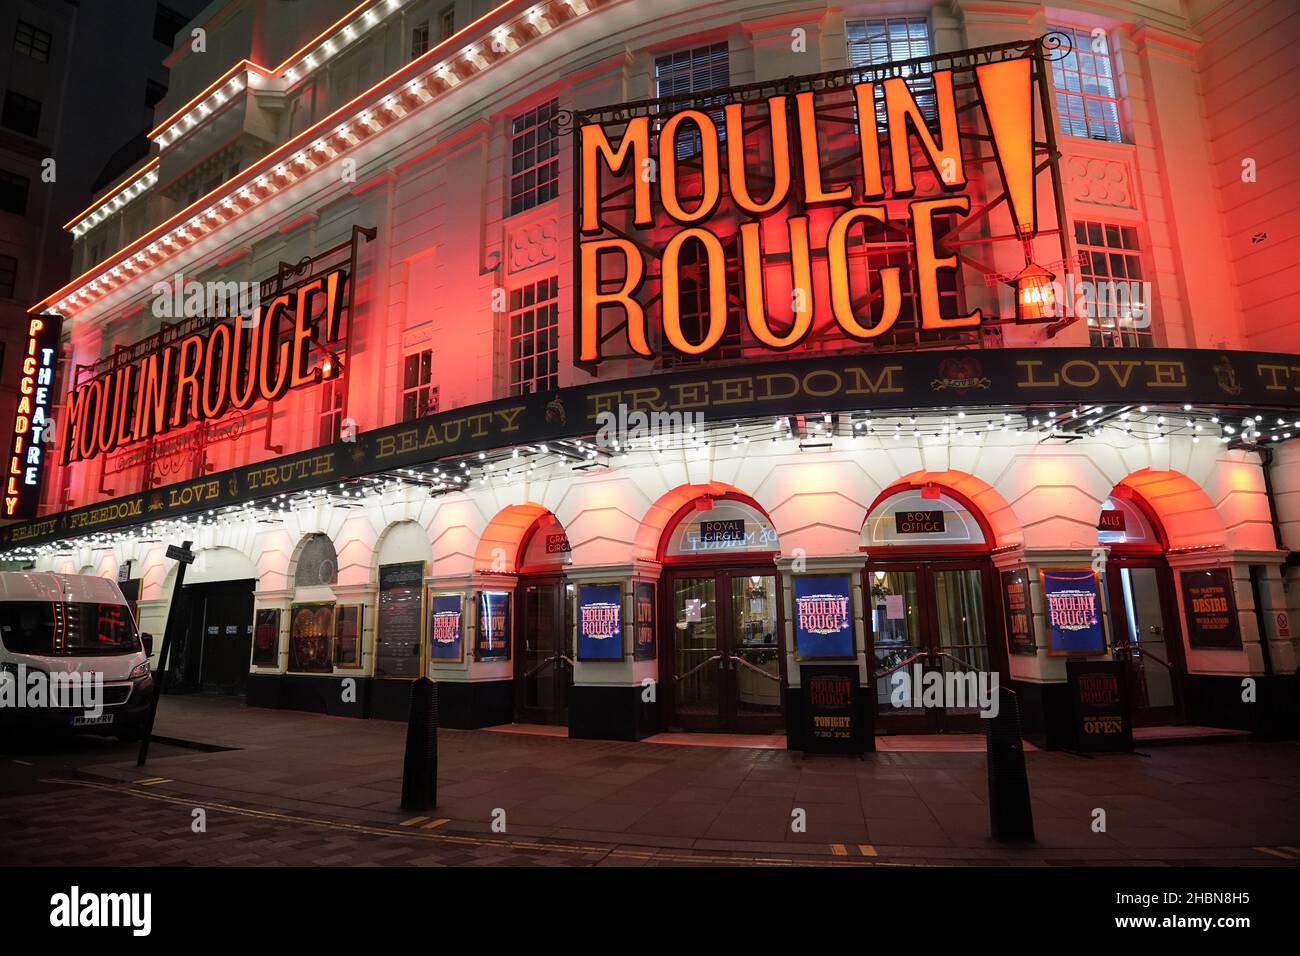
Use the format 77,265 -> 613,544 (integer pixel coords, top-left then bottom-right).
3,0 -> 1298,750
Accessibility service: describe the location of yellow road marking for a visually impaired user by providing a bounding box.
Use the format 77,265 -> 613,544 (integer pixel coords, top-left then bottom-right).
830,843 -> 848,856
421,818 -> 450,829
42,778 -> 905,868
858,844 -> 877,857
1253,846 -> 1297,860
399,816 -> 428,827
12,759 -> 34,766
1281,847 -> 1300,855
136,777 -> 170,786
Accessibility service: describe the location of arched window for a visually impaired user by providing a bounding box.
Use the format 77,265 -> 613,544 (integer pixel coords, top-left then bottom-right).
862,489 -> 987,547
663,497 -> 778,557
295,534 -> 338,588
1098,494 -> 1161,548
519,512 -> 571,571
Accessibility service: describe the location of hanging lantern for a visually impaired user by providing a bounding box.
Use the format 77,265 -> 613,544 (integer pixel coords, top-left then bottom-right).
1012,262 -> 1056,321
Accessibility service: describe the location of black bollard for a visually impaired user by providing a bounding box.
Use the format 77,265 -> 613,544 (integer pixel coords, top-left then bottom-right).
401,676 -> 439,811
986,685 -> 1034,843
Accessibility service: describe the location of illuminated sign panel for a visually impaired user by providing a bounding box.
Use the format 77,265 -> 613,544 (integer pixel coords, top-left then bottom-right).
575,44 -> 1047,363
4,315 -> 62,519
60,268 -> 348,466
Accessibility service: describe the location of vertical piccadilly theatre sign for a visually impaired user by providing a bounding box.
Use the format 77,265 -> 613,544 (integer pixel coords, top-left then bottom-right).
572,36 -> 1068,363
4,315 -> 62,519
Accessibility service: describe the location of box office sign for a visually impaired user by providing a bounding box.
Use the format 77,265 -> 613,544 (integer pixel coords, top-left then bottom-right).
575,41 -> 1048,363
1042,569 -> 1105,656
10,346 -> 1300,551
476,591 -> 511,662
1000,569 -> 1036,657
59,268 -> 348,467
376,562 -> 424,678
1181,568 -> 1242,649
793,574 -> 855,661
3,315 -> 62,519
578,583 -> 622,662
429,592 -> 464,663
1067,659 -> 1133,753
895,510 -> 945,535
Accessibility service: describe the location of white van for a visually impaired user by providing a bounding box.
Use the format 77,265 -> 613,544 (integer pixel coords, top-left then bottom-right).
0,571 -> 154,739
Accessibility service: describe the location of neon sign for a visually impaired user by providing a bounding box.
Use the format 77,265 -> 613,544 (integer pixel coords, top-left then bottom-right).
60,268 -> 348,466
576,51 -> 1042,362
4,315 -> 62,518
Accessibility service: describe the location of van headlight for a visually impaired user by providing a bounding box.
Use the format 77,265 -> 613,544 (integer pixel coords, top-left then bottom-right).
129,662 -> 150,680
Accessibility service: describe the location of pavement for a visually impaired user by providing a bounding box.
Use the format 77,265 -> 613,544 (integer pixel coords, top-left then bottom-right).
2,694 -> 1299,866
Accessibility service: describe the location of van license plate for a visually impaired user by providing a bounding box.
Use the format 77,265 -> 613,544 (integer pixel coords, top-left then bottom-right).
71,714 -> 115,727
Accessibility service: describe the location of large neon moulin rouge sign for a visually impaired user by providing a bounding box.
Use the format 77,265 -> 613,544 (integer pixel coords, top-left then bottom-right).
576,44 -> 1049,363
59,268 -> 348,467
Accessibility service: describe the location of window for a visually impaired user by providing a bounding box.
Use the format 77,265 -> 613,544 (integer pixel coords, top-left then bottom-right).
438,5 -> 456,41
2,91 -> 41,137
411,20 -> 430,59
318,379 -> 344,445
295,534 -> 338,587
1050,26 -> 1123,142
145,79 -> 167,109
509,98 -> 559,215
402,349 -> 439,420
1074,220 -> 1149,348
654,42 -> 730,157
14,20 -> 52,62
508,277 -> 559,395
0,170 -> 29,215
153,3 -> 188,46
0,255 -> 16,298
846,17 -> 935,125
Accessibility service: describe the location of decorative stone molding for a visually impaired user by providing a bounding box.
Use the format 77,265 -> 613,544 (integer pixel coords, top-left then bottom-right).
507,215 -> 558,273
1065,155 -> 1134,209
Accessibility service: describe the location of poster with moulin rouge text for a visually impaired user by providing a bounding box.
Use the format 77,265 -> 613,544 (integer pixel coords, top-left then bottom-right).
429,593 -> 463,662
578,583 -> 623,661
793,574 -> 855,661
1041,569 -> 1106,656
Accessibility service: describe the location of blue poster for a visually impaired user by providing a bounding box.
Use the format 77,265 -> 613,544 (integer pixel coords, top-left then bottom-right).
578,583 -> 623,661
429,594 -> 463,662
1041,569 -> 1105,655
793,574 -> 855,660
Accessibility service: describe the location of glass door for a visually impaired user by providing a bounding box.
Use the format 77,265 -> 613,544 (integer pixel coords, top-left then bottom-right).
667,570 -> 784,733
868,562 -> 999,733
516,579 -> 573,725
1107,561 -> 1182,725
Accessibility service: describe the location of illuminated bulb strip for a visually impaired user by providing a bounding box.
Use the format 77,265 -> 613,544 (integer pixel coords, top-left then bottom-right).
69,169 -> 160,237
49,0 -> 583,316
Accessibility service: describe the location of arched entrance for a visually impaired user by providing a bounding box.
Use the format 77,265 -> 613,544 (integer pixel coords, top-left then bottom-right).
659,493 -> 784,734
514,511 -> 574,726
1100,486 -> 1186,725
862,482 -> 1003,733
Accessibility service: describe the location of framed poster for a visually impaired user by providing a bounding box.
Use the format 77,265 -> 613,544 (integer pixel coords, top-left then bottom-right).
1067,659 -> 1133,753
802,664 -> 864,755
376,562 -> 425,678
1041,569 -> 1106,656
251,608 -> 280,667
634,581 -> 656,661
1181,568 -> 1241,648
578,582 -> 623,662
288,602 -> 334,673
793,574 -> 855,661
476,590 -> 511,662
333,604 -> 363,668
429,592 -> 464,663
1000,569 -> 1036,656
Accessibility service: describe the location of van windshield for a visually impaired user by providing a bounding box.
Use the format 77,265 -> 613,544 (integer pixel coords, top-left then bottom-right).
0,602 -> 140,656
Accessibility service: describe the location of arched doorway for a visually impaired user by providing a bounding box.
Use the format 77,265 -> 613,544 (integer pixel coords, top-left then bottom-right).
1100,487 -> 1186,725
659,493 -> 784,734
862,482 -> 1003,733
514,512 -> 574,726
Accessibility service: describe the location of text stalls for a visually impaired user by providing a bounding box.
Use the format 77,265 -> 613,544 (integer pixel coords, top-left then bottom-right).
60,269 -> 348,466
578,57 -> 1037,361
